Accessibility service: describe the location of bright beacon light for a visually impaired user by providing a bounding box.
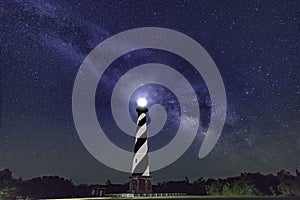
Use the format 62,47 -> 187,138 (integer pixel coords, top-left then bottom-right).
137,98 -> 147,107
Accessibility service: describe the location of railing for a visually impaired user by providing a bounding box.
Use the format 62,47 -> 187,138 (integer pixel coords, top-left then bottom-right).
109,192 -> 187,197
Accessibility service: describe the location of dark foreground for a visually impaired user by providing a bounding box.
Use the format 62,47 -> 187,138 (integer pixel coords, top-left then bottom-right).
50,196 -> 300,200
2,169 -> 300,199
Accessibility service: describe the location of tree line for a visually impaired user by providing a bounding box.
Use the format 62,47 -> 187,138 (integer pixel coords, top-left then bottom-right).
0,168 -> 299,199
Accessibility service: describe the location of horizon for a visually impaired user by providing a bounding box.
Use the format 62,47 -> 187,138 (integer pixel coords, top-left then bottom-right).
2,168 -> 299,185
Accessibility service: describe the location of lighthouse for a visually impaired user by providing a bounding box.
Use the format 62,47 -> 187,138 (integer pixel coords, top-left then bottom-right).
129,98 -> 152,194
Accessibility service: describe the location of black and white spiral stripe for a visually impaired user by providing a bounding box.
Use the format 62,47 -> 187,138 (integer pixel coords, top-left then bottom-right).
132,107 -> 150,176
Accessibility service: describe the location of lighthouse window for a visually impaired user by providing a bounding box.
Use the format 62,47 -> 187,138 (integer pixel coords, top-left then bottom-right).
135,159 -> 137,163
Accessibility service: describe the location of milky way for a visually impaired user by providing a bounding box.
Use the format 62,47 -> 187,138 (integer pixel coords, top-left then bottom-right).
1,0 -> 300,183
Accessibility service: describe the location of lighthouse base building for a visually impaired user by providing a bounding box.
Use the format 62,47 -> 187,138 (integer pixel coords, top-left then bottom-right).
129,175 -> 152,194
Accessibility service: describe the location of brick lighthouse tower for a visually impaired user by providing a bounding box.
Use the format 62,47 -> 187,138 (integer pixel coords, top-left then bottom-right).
129,98 -> 152,194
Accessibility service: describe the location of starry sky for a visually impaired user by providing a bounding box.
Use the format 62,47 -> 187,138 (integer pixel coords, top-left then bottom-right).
1,0 -> 300,184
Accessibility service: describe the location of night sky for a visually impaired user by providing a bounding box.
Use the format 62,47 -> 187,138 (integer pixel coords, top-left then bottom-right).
1,0 -> 300,184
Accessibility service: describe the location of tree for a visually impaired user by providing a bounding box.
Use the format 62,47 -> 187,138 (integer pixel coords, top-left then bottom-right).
277,170 -> 293,181
205,180 -> 223,195
193,177 -> 206,195
0,187 -> 19,200
0,169 -> 12,181
0,169 -> 21,200
105,179 -> 112,185
278,179 -> 300,196
21,176 -> 75,199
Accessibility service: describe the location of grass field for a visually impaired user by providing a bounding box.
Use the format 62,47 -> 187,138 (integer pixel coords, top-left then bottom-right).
48,196 -> 300,200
